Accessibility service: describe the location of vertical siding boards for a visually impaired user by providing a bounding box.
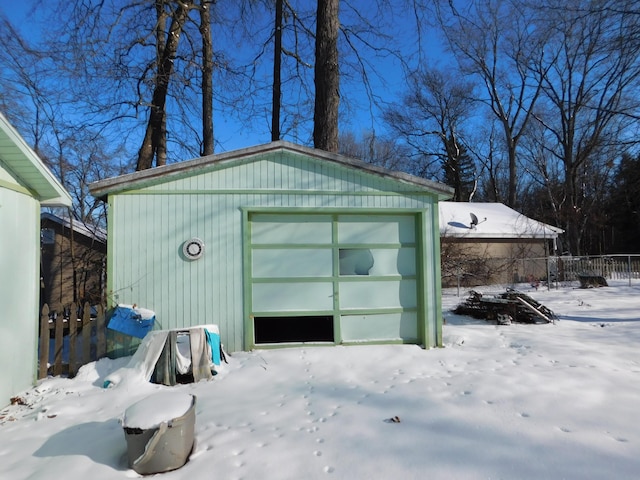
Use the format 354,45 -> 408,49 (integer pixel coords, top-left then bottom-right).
1,114 -> 73,405
0,189 -> 41,404
106,149 -> 444,353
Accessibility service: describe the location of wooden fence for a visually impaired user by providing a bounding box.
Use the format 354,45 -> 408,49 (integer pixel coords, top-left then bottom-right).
39,302 -> 108,379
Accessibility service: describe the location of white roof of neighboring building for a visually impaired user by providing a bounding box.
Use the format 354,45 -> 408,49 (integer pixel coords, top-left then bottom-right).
439,202 -> 563,239
41,212 -> 107,243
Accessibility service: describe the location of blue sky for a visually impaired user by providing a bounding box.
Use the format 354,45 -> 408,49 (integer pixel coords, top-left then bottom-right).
1,1 -> 445,155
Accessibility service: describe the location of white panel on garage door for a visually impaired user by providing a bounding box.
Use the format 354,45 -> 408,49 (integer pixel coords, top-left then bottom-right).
340,247 -> 416,276
253,248 -> 333,278
340,312 -> 418,341
339,280 -> 417,310
252,214 -> 333,244
253,282 -> 334,312
337,215 -> 415,244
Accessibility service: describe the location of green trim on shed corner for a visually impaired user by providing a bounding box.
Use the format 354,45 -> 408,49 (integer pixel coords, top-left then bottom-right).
415,210 -> 428,348
431,200 -> 444,346
331,215 -> 341,344
242,208 -> 254,351
104,196 -> 120,357
415,203 -> 443,348
106,196 -> 115,309
30,201 -> 42,384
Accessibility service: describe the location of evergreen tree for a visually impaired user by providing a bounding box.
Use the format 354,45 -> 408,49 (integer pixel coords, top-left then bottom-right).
606,154 -> 640,253
442,140 -> 476,202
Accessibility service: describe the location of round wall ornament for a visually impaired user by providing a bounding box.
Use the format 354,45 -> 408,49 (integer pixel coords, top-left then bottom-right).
182,238 -> 205,260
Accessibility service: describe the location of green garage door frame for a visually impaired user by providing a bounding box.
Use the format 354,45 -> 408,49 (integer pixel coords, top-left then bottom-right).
242,207 -> 440,350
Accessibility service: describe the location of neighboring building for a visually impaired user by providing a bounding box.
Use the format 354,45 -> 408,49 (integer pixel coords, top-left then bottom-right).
40,213 -> 107,308
439,202 -> 563,286
90,141 -> 454,354
0,112 -> 72,406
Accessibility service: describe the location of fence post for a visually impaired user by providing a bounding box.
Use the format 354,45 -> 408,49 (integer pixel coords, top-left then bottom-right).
82,302 -> 91,364
39,304 -> 50,379
96,304 -> 107,358
53,305 -> 64,376
68,302 -> 78,377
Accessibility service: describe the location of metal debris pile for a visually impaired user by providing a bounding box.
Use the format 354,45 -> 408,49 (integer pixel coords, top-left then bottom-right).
453,288 -> 557,324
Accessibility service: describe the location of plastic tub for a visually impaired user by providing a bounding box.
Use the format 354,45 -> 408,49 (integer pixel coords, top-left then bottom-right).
123,392 -> 196,475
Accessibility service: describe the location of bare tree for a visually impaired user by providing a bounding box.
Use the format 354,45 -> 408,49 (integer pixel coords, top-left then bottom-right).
271,0 -> 284,141
314,0 -> 340,152
200,0 -> 215,155
339,130 -> 412,171
436,0 -> 548,207
274,0 -> 406,149
137,1 -> 195,170
464,122 -> 507,203
384,68 -> 478,200
517,118 -> 564,229
0,13 -> 130,223
531,0 -> 640,254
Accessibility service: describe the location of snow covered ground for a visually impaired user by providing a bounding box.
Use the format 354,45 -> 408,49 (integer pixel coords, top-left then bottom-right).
1,281 -> 639,479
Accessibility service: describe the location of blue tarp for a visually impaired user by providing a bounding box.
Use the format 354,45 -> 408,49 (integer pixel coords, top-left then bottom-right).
108,305 -> 155,339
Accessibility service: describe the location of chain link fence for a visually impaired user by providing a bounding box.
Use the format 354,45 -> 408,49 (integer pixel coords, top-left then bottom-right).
442,254 -> 640,293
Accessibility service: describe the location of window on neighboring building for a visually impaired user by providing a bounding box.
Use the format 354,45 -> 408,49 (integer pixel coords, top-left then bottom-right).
41,228 -> 55,245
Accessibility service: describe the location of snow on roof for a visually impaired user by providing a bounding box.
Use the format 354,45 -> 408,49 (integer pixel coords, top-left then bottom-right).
439,202 -> 563,239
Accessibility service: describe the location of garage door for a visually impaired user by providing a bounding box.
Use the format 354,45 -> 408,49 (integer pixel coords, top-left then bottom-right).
249,213 -> 419,345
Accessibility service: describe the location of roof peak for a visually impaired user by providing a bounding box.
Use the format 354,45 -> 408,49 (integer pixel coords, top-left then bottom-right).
89,141 -> 454,200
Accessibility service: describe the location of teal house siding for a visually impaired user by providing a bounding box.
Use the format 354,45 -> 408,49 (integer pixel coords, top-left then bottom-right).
91,142 -> 453,354
0,113 -> 71,407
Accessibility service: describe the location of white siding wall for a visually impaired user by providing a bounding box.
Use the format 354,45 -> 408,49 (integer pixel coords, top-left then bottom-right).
0,186 -> 40,406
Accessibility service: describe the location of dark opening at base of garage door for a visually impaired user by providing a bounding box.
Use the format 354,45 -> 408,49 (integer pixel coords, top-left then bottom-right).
254,316 -> 334,344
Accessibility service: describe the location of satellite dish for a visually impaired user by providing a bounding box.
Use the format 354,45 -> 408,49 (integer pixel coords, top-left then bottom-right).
469,212 -> 487,229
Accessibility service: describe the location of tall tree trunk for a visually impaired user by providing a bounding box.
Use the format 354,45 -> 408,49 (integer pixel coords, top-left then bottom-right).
271,0 -> 283,142
564,158 -> 582,255
313,0 -> 339,152
506,137 -> 517,207
137,1 -> 192,170
200,0 -> 214,156
157,111 -> 167,166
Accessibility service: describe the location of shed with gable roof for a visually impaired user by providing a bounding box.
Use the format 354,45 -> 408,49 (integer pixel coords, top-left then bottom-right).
90,141 -> 454,354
